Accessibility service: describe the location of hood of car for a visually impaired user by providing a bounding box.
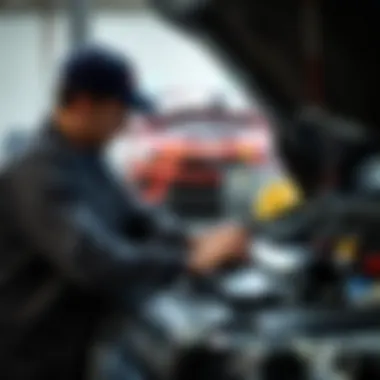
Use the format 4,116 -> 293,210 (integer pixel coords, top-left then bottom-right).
150,0 -> 380,195
151,0 -> 379,133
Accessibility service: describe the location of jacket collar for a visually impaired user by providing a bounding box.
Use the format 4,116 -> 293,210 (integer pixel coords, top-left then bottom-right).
43,119 -> 102,157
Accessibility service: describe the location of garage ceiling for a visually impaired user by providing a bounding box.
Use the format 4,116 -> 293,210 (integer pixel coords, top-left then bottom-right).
0,0 -> 149,11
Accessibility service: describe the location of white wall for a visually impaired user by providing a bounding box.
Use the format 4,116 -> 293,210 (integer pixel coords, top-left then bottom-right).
0,14 -> 47,133
0,10 -> 250,137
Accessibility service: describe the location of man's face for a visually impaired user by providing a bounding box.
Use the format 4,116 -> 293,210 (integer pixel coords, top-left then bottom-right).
76,96 -> 129,144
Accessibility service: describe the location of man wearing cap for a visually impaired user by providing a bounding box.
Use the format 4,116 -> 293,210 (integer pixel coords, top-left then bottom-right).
0,46 -> 248,380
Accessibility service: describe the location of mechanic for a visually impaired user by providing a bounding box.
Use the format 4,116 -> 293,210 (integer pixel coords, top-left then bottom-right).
0,46 -> 248,380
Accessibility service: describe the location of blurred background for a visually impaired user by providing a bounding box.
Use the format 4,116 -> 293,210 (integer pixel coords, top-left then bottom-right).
0,0 -> 284,226
4,2 -> 380,379
0,0 -> 251,131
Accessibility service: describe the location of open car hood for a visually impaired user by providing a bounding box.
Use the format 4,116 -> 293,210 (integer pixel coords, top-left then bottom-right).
150,0 -> 380,195
151,0 -> 379,130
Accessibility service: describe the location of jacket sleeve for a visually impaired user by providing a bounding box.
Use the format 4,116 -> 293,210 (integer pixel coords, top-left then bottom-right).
8,153 -> 188,296
123,197 -> 191,247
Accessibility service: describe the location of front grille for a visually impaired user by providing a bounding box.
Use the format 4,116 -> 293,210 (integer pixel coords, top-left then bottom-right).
181,157 -> 217,172
167,183 -> 223,220
181,157 -> 241,172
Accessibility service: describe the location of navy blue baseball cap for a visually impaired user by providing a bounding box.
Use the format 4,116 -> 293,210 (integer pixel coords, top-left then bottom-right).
59,45 -> 153,111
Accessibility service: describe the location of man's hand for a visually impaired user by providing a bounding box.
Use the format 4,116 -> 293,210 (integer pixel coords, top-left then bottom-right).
187,223 -> 249,274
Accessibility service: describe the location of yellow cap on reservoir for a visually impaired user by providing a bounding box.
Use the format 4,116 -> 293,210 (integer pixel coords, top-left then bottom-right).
254,178 -> 303,221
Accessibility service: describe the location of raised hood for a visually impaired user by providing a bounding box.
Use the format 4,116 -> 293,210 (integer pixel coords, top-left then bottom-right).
151,0 -> 379,130
151,0 -> 380,195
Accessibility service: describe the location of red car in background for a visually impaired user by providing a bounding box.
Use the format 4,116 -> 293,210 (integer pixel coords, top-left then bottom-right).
126,107 -> 273,220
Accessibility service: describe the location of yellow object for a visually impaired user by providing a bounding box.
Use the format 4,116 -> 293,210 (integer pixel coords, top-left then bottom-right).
253,179 -> 359,263
254,178 -> 303,221
335,236 -> 358,263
